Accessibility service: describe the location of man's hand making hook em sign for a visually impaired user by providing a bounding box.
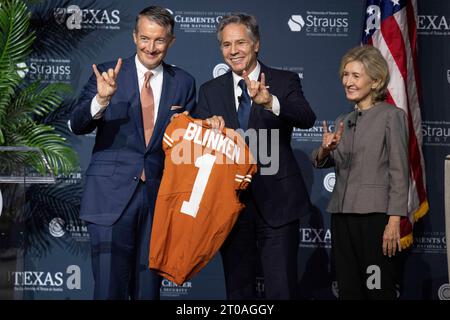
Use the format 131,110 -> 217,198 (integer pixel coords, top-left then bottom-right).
242,70 -> 273,109
93,58 -> 123,106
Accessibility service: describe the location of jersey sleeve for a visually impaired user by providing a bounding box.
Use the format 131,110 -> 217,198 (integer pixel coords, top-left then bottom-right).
234,162 -> 257,190
162,114 -> 194,151
162,117 -> 176,151
232,130 -> 258,190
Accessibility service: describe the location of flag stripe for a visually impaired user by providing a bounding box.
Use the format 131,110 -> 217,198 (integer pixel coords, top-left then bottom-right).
373,20 -> 422,214
394,9 -> 428,208
384,7 -> 425,211
406,1 -> 422,102
362,0 -> 428,247
391,11 -> 427,207
374,3 -> 427,211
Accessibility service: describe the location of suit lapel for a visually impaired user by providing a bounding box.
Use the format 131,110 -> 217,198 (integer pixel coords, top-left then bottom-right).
248,62 -> 272,129
147,62 -> 177,153
122,58 -> 146,148
220,72 -> 240,129
258,62 -> 272,90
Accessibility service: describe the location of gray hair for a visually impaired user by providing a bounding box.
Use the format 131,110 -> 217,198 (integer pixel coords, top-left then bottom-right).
135,6 -> 174,37
217,13 -> 260,44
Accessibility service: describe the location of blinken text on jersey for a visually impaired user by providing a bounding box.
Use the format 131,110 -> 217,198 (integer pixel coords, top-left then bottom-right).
168,122 -> 280,175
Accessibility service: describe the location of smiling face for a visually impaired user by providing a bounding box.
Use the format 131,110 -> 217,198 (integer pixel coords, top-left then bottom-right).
342,60 -> 378,109
133,17 -> 175,70
219,23 -> 259,76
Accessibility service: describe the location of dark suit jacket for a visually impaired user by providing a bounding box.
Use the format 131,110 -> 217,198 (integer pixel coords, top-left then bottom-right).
71,56 -> 196,226
193,62 -> 316,227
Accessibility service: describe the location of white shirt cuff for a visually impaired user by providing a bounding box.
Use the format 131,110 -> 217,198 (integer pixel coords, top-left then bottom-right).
91,96 -> 108,119
270,95 -> 281,116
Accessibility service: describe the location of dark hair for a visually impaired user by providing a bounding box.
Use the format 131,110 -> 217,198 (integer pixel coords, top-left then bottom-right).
134,6 -> 174,37
217,13 -> 260,43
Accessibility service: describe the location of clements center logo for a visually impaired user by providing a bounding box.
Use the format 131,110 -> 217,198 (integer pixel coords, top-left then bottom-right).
271,65 -> 304,80
49,218 -> 65,237
213,63 -> 229,78
438,283 -> 450,300
292,120 -> 332,143
288,10 -> 349,36
49,217 -> 90,242
54,5 -> 120,30
171,9 -> 228,34
323,173 -> 335,192
160,279 -> 192,298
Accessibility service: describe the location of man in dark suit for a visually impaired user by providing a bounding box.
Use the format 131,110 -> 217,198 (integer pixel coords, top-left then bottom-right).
70,6 -> 196,299
193,13 -> 316,300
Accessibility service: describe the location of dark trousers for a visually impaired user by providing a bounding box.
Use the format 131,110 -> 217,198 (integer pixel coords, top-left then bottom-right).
331,213 -> 398,300
87,181 -> 161,300
220,199 -> 299,300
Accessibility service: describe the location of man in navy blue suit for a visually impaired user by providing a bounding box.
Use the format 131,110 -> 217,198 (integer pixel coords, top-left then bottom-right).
71,6 -> 196,299
193,13 -> 316,299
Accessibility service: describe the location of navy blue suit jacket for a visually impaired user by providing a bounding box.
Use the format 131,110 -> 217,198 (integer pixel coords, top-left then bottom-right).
71,56 -> 196,226
194,62 -> 315,227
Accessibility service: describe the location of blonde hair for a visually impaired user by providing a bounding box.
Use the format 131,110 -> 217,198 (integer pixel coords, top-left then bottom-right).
339,45 -> 390,102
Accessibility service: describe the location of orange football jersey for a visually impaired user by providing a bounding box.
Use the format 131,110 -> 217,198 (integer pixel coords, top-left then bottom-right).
149,113 -> 257,285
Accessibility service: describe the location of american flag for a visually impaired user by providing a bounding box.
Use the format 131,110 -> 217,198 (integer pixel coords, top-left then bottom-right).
362,0 -> 428,248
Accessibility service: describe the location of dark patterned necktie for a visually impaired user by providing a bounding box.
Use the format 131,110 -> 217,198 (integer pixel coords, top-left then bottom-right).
237,79 -> 251,131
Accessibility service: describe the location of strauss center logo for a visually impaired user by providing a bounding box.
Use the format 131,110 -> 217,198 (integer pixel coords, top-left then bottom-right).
287,11 -> 349,35
288,15 -> 306,32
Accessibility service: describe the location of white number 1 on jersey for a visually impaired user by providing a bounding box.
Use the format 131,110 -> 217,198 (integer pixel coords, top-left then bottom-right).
180,153 -> 216,218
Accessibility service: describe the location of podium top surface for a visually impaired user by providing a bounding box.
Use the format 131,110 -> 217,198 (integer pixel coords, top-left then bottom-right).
0,146 -> 56,184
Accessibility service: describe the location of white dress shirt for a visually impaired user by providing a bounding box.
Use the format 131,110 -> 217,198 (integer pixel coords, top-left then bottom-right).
231,61 -> 280,116
90,55 -> 164,124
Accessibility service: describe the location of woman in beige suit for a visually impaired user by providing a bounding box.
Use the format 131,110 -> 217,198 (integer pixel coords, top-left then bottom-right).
312,45 -> 409,300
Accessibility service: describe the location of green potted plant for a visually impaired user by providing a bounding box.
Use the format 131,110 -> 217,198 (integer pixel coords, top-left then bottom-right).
0,0 -> 77,174
0,0 -> 78,299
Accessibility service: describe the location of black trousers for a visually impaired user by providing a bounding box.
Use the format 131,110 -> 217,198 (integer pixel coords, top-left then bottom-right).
331,213 -> 398,300
220,198 -> 299,300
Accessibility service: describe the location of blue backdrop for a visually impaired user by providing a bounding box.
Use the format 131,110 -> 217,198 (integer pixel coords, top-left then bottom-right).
1,0 -> 448,300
